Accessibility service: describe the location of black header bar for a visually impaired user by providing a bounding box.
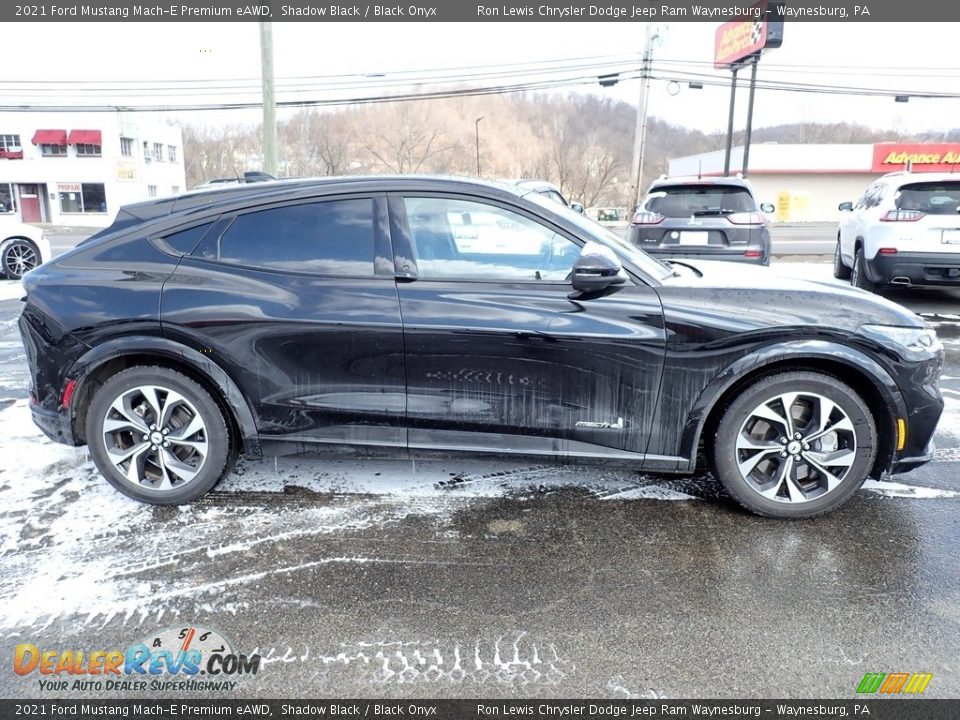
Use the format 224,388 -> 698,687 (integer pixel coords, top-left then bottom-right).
4,1 -> 957,23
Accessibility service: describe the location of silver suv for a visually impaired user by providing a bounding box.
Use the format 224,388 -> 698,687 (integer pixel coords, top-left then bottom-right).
627,177 -> 774,265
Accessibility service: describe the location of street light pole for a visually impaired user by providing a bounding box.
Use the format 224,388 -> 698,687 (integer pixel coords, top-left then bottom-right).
475,116 -> 484,177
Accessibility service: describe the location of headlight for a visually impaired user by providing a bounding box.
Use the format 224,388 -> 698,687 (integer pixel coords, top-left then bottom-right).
856,325 -> 943,360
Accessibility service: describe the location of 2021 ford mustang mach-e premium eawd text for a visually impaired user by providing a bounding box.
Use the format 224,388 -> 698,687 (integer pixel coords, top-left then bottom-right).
18,177 -> 943,518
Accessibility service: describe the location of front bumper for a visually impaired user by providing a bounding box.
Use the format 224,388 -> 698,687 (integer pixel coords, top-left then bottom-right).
889,438 -> 936,475
868,251 -> 960,287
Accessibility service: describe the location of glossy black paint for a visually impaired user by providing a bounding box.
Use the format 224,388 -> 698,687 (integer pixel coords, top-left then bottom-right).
18,176 -> 944,480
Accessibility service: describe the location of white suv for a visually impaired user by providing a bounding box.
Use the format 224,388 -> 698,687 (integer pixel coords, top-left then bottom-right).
835,172 -> 960,292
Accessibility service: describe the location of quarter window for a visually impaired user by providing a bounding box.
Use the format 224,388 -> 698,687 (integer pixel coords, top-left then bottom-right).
216,199 -> 375,276
162,223 -> 213,255
403,197 -> 581,282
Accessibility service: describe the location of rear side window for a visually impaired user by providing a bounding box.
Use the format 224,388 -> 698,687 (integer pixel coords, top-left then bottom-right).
644,185 -> 757,217
896,182 -> 960,215
217,199 -> 374,276
161,223 -> 213,255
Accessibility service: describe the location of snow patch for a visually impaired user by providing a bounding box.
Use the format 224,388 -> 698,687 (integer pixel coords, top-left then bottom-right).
0,281 -> 23,303
863,480 -> 960,499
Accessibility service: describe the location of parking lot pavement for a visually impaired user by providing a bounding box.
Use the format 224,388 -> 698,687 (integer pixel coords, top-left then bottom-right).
0,269 -> 958,699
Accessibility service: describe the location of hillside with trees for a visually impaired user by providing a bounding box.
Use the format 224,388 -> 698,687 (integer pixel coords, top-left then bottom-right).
182,93 -> 938,206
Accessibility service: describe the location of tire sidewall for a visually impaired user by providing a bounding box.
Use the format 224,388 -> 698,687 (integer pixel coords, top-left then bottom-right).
713,373 -> 877,518
86,367 -> 229,505
852,248 -> 874,291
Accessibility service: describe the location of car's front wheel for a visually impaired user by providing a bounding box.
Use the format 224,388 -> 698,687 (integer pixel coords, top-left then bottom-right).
0,238 -> 40,280
711,372 -> 877,518
86,366 -> 231,504
851,247 -> 875,292
832,238 -> 851,280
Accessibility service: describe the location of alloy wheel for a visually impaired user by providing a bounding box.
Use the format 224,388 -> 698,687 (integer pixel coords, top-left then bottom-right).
734,392 -> 857,504
101,384 -> 208,491
3,241 -> 38,277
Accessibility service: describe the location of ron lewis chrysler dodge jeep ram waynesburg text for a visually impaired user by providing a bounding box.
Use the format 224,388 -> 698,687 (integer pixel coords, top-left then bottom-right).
18,177 -> 944,518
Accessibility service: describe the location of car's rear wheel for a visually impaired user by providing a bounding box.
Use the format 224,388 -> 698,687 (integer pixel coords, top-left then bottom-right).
86,366 -> 230,504
711,372 -> 877,518
832,239 -> 851,279
1,238 -> 40,280
851,246 -> 875,292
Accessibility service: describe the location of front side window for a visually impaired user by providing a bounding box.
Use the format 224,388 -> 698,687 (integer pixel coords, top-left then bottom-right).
404,197 -> 581,282
58,183 -> 106,213
216,199 -> 375,276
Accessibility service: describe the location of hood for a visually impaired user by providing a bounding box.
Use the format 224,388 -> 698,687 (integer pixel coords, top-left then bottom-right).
657,259 -> 923,332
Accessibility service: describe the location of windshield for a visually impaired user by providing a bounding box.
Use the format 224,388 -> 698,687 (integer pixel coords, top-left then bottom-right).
644,184 -> 757,217
525,191 -> 673,281
895,182 -> 960,215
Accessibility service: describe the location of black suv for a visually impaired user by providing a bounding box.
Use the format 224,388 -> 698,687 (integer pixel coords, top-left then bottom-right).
19,177 -> 943,518
628,177 -> 774,265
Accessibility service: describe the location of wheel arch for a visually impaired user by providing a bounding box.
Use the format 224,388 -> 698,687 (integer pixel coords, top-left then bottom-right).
682,341 -> 904,480
66,338 -> 260,455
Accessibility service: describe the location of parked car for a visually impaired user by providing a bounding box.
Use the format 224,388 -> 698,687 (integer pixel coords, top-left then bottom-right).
627,177 -> 774,265
506,179 -> 585,214
19,176 -> 942,518
0,218 -> 52,280
836,172 -> 960,291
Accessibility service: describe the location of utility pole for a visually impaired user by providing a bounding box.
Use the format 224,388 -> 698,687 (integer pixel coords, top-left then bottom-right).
259,21 -> 277,175
630,24 -> 655,210
475,116 -> 484,177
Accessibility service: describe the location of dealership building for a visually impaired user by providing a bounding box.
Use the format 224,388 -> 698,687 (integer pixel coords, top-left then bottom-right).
668,143 -> 960,222
0,111 -> 185,228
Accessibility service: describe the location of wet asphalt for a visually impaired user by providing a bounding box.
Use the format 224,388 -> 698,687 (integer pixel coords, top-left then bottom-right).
0,259 -> 958,700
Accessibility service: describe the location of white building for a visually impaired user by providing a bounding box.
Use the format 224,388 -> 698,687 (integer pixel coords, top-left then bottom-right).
0,111 -> 185,228
669,142 -> 960,222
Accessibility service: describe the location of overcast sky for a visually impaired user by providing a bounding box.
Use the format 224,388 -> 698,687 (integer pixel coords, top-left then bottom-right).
5,22 -> 957,136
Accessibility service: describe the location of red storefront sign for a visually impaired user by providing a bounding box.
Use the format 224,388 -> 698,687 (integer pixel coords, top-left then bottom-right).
872,144 -> 960,173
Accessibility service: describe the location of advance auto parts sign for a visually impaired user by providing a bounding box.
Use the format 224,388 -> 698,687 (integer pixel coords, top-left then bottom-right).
872,143 -> 960,173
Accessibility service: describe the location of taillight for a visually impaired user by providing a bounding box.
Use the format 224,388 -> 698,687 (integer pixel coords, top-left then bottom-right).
744,250 -> 763,258
632,210 -> 664,225
726,212 -> 765,225
60,379 -> 77,409
880,209 -> 924,222
878,247 -> 899,255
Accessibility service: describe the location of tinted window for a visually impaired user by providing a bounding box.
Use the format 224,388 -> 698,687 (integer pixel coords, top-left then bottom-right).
162,223 -> 213,255
218,199 -> 374,275
644,185 -> 757,217
404,197 -> 580,282
896,182 -> 960,215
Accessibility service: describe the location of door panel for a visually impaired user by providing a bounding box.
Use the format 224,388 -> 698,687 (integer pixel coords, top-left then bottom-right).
392,194 -> 666,457
161,195 -> 407,447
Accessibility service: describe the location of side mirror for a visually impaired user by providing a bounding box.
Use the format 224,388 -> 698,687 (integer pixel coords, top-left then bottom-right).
570,252 -> 625,294
838,201 -> 853,212
760,202 -> 775,214
570,202 -> 585,214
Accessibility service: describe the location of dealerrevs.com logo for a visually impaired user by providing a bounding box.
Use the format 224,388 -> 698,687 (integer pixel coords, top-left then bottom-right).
13,626 -> 261,692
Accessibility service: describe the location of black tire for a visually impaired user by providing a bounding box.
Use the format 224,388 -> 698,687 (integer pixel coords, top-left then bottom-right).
0,237 -> 40,280
851,246 -> 875,292
832,238 -> 851,280
711,371 -> 877,519
86,366 -> 230,504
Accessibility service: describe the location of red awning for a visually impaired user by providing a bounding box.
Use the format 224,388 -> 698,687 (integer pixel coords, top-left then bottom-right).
31,129 -> 67,145
67,129 -> 102,146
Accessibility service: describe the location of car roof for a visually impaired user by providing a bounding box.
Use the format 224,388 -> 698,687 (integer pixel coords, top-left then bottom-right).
881,171 -> 960,186
506,178 -> 563,193
111,175 -> 530,230
648,176 -> 755,190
